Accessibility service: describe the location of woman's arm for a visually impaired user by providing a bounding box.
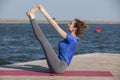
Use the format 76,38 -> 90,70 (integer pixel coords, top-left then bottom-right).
38,4 -> 66,39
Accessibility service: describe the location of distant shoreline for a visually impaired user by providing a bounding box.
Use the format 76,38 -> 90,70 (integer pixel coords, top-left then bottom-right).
0,19 -> 120,24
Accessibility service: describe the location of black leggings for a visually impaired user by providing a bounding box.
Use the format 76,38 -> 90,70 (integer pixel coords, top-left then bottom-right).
30,19 -> 68,73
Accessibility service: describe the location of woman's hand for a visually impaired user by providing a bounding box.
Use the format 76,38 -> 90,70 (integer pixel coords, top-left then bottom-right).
36,4 -> 44,12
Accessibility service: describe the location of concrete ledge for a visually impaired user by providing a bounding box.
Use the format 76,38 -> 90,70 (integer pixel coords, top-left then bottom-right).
0,53 -> 120,80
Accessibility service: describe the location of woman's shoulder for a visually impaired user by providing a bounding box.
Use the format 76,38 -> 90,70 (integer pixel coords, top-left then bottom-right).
66,33 -> 79,42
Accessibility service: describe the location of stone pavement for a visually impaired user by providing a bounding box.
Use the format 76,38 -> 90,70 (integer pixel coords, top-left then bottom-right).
0,53 -> 120,80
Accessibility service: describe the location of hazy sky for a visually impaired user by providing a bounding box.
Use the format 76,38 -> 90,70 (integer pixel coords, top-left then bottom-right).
0,0 -> 120,21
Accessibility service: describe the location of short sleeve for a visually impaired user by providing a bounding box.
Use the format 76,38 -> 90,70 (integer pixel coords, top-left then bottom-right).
65,33 -> 76,43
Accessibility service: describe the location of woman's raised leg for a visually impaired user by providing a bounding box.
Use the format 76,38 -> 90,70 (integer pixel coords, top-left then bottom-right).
26,5 -> 68,73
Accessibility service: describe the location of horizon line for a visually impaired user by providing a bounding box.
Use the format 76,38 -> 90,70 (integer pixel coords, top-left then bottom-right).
0,19 -> 120,24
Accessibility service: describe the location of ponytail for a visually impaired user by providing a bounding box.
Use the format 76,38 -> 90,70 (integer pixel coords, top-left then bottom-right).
74,19 -> 87,37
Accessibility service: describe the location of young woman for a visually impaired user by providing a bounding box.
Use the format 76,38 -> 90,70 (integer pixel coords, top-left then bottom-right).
26,4 -> 87,74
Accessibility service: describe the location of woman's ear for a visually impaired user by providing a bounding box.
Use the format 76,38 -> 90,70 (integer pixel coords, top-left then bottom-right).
74,27 -> 78,31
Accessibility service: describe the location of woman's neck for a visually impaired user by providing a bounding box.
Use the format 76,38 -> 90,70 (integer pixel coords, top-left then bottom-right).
71,32 -> 77,38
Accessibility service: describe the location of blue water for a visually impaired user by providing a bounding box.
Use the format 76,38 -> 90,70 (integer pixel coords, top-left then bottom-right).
0,23 -> 120,65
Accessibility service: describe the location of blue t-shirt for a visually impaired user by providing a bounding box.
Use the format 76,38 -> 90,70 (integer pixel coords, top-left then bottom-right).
58,33 -> 79,65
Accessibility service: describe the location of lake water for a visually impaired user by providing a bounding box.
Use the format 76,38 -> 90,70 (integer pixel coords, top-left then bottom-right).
0,23 -> 120,65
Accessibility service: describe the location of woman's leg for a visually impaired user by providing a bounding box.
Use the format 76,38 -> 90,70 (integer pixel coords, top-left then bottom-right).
30,19 -> 68,73
26,5 -> 68,73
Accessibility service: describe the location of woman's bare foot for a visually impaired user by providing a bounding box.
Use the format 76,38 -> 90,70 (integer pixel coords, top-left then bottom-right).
26,5 -> 39,19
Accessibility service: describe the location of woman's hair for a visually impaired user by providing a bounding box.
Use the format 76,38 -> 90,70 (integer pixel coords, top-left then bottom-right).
74,18 -> 87,37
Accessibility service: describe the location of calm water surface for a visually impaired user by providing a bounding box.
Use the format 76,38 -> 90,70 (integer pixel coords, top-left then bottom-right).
0,23 -> 120,65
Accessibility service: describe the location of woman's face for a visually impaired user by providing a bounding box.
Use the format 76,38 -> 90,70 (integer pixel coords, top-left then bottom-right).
67,21 -> 76,32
